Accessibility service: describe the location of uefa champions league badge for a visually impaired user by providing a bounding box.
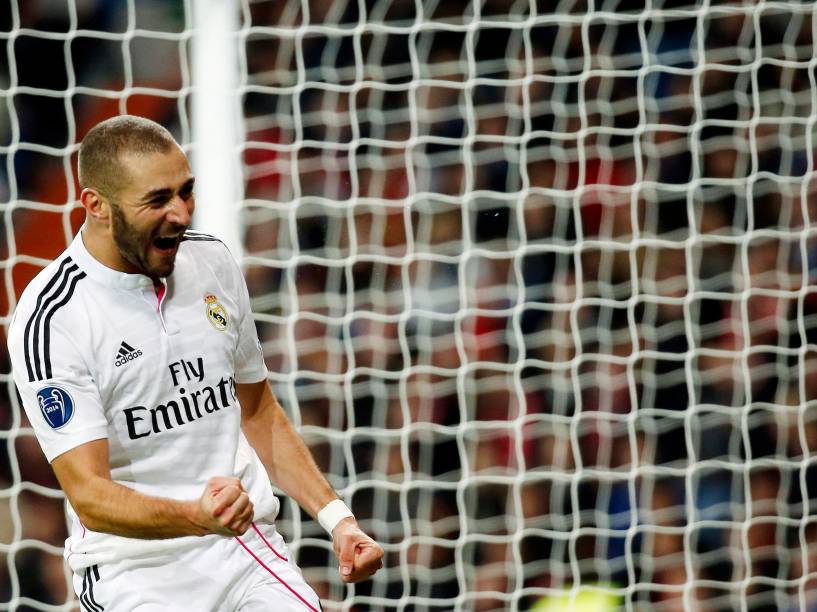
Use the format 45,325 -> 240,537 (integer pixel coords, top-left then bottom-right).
205,294 -> 228,331
36,386 -> 75,429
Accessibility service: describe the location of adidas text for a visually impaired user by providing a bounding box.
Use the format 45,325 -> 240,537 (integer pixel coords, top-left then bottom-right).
115,341 -> 142,367
115,349 -> 143,367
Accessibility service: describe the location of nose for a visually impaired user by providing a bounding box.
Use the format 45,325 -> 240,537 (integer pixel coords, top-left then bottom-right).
167,193 -> 193,227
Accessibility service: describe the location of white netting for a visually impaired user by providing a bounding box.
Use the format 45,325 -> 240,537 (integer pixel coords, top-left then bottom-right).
3,1 -> 817,611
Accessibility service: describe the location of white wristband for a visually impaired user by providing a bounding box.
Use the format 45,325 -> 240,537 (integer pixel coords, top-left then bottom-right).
317,499 -> 354,534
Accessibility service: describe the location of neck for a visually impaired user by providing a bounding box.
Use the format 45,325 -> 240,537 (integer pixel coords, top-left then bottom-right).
81,221 -> 138,274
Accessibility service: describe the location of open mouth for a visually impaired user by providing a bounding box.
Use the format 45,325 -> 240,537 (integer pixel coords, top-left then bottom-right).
152,235 -> 180,253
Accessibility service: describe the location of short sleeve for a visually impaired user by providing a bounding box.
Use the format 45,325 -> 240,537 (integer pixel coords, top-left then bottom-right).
8,308 -> 108,462
227,255 -> 268,384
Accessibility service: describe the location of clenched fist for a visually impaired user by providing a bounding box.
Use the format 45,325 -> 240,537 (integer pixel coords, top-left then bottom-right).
332,517 -> 384,583
195,476 -> 254,536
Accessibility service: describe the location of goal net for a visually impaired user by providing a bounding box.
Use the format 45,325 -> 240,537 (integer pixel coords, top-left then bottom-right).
2,1 -> 817,611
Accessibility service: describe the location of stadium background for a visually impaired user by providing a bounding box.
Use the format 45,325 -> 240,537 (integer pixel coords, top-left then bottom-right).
2,1 -> 817,611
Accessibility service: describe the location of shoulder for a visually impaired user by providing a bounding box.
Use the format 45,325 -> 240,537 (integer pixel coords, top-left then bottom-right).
13,252 -> 88,327
177,230 -> 239,273
175,231 -> 250,305
179,230 -> 228,249
8,251 -> 90,371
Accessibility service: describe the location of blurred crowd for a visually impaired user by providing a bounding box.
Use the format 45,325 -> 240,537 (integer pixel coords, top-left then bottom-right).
3,0 -> 817,611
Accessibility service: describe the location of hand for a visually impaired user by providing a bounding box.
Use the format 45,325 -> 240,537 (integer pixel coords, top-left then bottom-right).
196,476 -> 253,536
332,517 -> 384,583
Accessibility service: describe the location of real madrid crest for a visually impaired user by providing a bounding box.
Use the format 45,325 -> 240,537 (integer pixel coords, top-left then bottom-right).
204,294 -> 228,331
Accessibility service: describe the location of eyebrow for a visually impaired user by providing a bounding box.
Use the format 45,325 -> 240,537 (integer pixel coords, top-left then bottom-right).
141,177 -> 195,202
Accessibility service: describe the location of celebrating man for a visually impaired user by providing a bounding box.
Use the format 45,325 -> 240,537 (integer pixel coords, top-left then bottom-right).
8,115 -> 382,611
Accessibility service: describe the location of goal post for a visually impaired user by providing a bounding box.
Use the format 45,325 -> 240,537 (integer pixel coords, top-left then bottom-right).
3,1 -> 817,611
190,0 -> 243,259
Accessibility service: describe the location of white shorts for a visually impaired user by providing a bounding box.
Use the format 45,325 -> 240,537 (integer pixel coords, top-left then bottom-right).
71,522 -> 322,612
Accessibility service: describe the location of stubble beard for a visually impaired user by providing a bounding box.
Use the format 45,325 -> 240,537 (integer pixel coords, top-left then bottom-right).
110,203 -> 176,280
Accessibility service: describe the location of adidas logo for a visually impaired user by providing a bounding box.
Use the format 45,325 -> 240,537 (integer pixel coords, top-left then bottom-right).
114,341 -> 143,368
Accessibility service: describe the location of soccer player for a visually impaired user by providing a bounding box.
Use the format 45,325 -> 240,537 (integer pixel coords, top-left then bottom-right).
8,115 -> 383,610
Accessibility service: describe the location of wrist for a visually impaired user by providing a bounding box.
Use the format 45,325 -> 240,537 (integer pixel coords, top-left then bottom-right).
185,500 -> 210,536
317,499 -> 354,535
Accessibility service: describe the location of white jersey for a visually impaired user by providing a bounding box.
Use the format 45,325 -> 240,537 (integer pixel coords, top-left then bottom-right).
8,229 -> 280,571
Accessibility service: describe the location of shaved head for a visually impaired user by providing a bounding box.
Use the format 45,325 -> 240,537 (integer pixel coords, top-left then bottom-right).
78,115 -> 178,199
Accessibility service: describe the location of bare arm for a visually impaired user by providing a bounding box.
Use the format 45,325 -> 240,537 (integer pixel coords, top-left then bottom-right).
237,380 -> 336,517
51,438 -> 253,539
237,380 -> 383,582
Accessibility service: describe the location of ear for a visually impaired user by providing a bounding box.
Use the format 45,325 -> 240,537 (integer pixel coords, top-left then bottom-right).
80,188 -> 110,223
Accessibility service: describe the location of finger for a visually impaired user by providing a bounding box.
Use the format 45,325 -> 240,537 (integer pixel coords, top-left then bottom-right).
236,512 -> 253,533
233,522 -> 251,536
233,498 -> 252,521
356,558 -> 384,575
343,565 -> 379,584
343,550 -> 380,583
355,547 -> 384,574
229,498 -> 253,531
222,491 -> 251,524
234,512 -> 253,534
228,495 -> 253,534
212,485 -> 241,516
211,489 -> 238,517
349,561 -> 379,578
240,500 -> 254,524
209,476 -> 241,494
337,539 -> 357,579
356,542 -> 383,562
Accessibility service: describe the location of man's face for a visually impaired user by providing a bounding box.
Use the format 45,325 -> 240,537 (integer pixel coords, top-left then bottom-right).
107,147 -> 195,280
